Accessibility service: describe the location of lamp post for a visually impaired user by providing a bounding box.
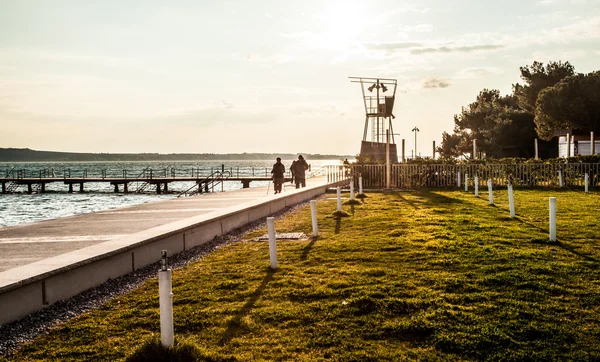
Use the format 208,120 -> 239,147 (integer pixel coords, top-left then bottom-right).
412,127 -> 420,159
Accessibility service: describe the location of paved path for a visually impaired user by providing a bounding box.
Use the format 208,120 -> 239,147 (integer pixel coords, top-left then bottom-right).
0,178 -> 317,273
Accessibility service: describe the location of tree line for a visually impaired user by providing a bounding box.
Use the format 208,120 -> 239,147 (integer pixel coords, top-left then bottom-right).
438,61 -> 600,159
0,148 -> 352,162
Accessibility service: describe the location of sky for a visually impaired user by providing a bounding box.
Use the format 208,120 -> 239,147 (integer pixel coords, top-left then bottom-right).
1,0 -> 599,157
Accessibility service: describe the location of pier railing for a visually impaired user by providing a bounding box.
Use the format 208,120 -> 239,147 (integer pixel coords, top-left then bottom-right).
1,166 -> 294,180
350,163 -> 600,188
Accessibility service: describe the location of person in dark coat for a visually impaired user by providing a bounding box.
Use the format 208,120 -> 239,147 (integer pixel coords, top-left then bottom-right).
271,157 -> 285,194
292,155 -> 309,188
290,160 -> 296,185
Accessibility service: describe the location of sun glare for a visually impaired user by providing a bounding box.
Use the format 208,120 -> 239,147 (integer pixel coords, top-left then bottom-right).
317,1 -> 374,49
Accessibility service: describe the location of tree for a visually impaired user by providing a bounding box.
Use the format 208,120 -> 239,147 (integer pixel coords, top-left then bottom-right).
512,60 -> 575,113
535,71 -> 600,140
438,89 -> 537,158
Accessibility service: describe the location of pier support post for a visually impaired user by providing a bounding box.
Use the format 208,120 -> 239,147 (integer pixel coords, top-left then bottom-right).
1,182 -> 5,194
205,183 -> 209,193
68,184 -> 73,193
164,183 -> 168,192
28,184 -> 32,194
114,184 -> 119,193
41,183 -> 45,193
156,184 -> 162,194
79,183 -> 84,193
124,183 -> 128,193
241,180 -> 251,188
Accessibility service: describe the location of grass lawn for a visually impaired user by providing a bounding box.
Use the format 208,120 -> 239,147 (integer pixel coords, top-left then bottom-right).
3,188 -> 600,361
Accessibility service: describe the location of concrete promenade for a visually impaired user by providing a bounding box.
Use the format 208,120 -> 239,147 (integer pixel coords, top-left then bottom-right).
0,175 -> 348,325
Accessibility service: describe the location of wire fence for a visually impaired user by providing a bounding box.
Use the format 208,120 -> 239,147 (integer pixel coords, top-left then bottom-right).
350,163 -> 600,188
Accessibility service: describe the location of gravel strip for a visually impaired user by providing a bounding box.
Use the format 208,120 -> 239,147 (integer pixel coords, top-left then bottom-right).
0,198 -> 320,357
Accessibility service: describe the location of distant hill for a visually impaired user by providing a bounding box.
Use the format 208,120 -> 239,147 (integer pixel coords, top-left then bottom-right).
0,148 -> 353,162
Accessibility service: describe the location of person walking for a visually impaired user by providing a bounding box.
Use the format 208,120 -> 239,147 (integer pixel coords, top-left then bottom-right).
290,160 -> 296,185
271,157 -> 286,194
292,155 -> 309,188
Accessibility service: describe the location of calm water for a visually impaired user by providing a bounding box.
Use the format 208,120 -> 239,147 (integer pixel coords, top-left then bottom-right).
0,159 -> 341,228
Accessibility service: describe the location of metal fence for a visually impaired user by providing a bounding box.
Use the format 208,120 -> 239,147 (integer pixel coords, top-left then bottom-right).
350,163 -> 600,188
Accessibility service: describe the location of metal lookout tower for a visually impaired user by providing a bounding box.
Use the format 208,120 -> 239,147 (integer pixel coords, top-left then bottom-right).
349,77 -> 398,162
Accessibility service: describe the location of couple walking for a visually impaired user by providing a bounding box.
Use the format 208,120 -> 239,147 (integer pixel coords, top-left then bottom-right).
270,155 -> 309,194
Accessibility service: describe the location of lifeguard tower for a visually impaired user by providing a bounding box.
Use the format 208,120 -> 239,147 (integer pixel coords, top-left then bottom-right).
349,77 -> 398,162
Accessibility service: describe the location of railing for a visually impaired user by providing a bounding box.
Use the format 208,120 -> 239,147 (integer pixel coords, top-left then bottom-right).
351,163 -> 600,188
1,166 -> 296,180
177,170 -> 231,197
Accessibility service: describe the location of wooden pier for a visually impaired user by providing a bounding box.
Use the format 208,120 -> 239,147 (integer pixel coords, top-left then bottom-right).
0,176 -> 292,194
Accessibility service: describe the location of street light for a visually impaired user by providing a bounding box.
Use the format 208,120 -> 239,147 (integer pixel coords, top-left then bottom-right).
412,127 -> 420,158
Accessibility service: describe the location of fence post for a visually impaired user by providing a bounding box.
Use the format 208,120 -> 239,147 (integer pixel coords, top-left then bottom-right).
585,173 -> 589,193
310,200 -> 318,237
359,175 -> 363,195
159,250 -> 174,347
487,179 -> 494,205
350,178 -> 355,200
457,171 -> 461,188
464,173 -> 468,192
549,197 -> 557,241
267,217 -> 277,270
337,186 -> 342,212
558,170 -> 563,188
508,184 -> 515,218
474,176 -> 479,197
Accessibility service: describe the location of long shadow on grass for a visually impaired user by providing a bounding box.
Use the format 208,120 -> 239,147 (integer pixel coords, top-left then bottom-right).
391,193 -> 419,209
219,268 -> 276,345
301,237 -> 317,260
554,240 -> 600,264
335,217 -> 341,234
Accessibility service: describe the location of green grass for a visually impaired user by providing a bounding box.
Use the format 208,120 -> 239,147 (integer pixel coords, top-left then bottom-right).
4,188 -> 600,361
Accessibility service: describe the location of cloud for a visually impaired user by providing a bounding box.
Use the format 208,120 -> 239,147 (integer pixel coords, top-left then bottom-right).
423,77 -> 450,89
400,24 -> 434,33
454,67 -> 503,79
411,44 -> 505,55
364,42 -> 423,52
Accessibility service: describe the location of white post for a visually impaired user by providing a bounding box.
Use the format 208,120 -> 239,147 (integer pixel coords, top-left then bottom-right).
337,186 -> 342,212
310,200 -> 318,237
159,250 -> 174,348
386,130 -> 391,189
549,197 -> 557,241
508,184 -> 515,218
474,176 -> 479,197
267,217 -> 277,270
558,171 -> 563,188
359,175 -> 363,194
464,173 -> 468,192
457,171 -> 461,188
585,173 -> 589,193
487,179 -> 494,205
350,179 -> 355,200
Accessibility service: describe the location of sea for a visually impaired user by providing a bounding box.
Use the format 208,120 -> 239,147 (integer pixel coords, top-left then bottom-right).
0,159 -> 344,228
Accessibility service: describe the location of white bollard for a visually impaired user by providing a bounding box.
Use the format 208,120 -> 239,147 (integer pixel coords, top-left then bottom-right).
585,173 -> 589,193
508,184 -> 515,218
464,173 -> 469,192
350,180 -> 355,201
549,197 -> 557,241
337,186 -> 342,212
487,179 -> 494,205
558,171 -> 563,188
159,250 -> 174,347
310,200 -> 318,237
474,176 -> 479,197
359,175 -> 363,194
457,171 -> 461,188
267,217 -> 277,270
